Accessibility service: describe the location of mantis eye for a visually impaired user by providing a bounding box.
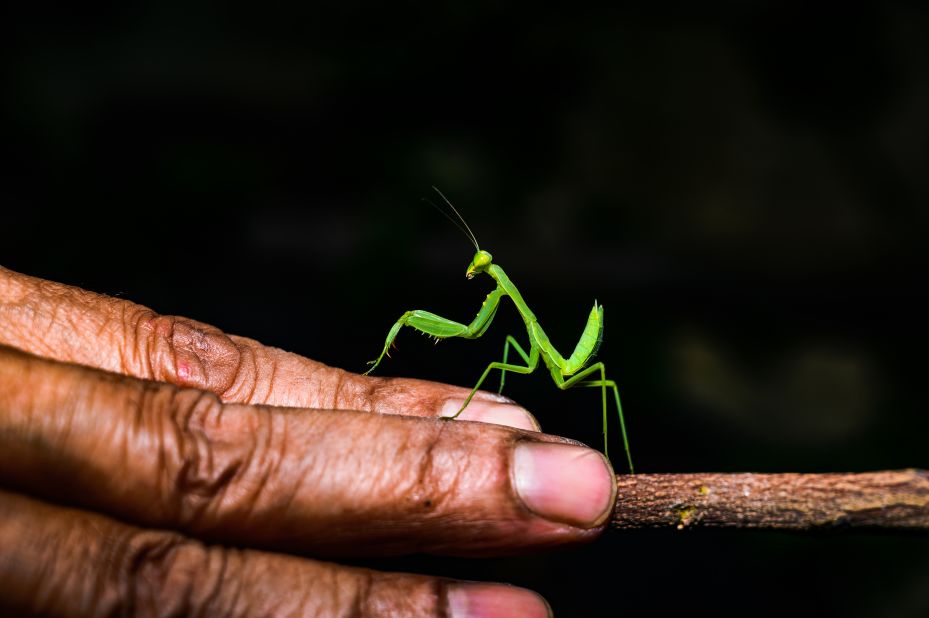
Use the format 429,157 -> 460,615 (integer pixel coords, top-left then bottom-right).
475,251 -> 493,267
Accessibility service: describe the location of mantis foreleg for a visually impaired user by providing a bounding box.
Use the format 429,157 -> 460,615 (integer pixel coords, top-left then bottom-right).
364,286 -> 508,375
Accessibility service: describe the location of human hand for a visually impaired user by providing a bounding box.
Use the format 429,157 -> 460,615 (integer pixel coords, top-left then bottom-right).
0,266 -> 616,617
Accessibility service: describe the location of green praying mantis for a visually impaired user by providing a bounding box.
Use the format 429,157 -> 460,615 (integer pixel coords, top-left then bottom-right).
364,189 -> 633,473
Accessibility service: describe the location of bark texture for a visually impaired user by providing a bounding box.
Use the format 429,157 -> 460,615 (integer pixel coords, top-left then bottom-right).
612,469 -> 929,531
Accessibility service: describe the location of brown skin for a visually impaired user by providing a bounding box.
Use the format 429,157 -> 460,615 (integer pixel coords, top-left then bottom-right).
0,266 -> 616,617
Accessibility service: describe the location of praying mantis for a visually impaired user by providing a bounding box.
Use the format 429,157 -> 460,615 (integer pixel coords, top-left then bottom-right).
364,189 -> 633,473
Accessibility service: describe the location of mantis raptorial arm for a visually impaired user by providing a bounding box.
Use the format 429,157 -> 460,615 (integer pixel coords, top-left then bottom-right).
364,286 -> 508,375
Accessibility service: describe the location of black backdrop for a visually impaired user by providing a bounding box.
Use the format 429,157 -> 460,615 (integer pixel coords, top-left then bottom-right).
4,3 -> 929,616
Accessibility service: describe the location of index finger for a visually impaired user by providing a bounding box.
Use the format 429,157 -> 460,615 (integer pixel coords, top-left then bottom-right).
0,267 -> 538,430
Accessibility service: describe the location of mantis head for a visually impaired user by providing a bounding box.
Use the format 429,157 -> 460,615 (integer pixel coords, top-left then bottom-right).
466,250 -> 493,279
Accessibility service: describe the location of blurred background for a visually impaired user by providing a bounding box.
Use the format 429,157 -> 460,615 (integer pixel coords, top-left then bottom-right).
4,2 -> 928,616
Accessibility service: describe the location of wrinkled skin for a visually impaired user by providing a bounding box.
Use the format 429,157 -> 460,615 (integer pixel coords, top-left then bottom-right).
0,267 -> 616,617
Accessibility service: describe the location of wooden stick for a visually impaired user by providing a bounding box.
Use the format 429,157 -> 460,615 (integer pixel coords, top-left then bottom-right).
612,469 -> 929,531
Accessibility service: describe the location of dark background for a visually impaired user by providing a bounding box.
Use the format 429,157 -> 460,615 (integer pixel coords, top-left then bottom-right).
4,3 -> 928,616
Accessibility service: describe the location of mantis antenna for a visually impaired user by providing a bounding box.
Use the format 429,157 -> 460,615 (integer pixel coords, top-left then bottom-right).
426,186 -> 480,251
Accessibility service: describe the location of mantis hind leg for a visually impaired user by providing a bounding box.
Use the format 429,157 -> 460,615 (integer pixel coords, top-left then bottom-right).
499,335 -> 531,394
556,362 -> 633,474
449,344 -> 540,419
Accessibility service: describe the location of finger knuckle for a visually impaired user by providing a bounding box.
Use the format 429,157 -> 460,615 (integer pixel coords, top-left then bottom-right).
361,376 -> 445,417
331,366 -> 376,411
406,429 -> 459,515
160,390 -> 288,534
354,573 -> 448,617
159,390 -> 244,528
109,529 -> 231,618
138,312 -> 256,400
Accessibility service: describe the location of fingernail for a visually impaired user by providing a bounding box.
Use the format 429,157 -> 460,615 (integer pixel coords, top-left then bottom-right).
513,442 -> 616,528
448,583 -> 551,618
441,399 -> 541,432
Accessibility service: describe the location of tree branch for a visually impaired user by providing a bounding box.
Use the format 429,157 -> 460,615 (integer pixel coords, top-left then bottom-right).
612,469 -> 929,531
